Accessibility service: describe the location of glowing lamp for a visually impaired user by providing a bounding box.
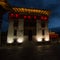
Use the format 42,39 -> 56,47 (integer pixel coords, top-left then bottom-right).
15,14 -> 19,18
10,13 -> 15,18
24,16 -> 27,19
40,16 -> 48,21
34,16 -> 37,19
44,16 -> 48,20
28,16 -> 31,19
7,37 -> 14,44
17,37 -> 24,43
36,35 -> 42,42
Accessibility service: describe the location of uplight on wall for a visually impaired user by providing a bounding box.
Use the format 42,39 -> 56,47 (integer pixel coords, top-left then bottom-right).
36,35 -> 50,42
17,37 -> 24,43
45,35 -> 50,41
7,37 -> 14,44
36,35 -> 42,42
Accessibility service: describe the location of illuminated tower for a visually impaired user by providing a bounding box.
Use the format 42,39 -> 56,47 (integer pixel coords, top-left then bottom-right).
7,13 -> 28,44
36,15 -> 49,42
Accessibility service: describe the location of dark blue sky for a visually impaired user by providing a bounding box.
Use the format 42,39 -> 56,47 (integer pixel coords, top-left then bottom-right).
1,0 -> 60,33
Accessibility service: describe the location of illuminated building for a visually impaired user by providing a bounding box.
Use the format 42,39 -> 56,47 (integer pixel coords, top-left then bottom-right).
0,7 -> 60,46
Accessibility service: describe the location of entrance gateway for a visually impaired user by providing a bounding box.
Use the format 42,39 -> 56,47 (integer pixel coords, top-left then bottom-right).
7,8 -> 50,44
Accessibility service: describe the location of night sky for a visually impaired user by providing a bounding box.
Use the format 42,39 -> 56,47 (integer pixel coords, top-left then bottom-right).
1,0 -> 60,34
